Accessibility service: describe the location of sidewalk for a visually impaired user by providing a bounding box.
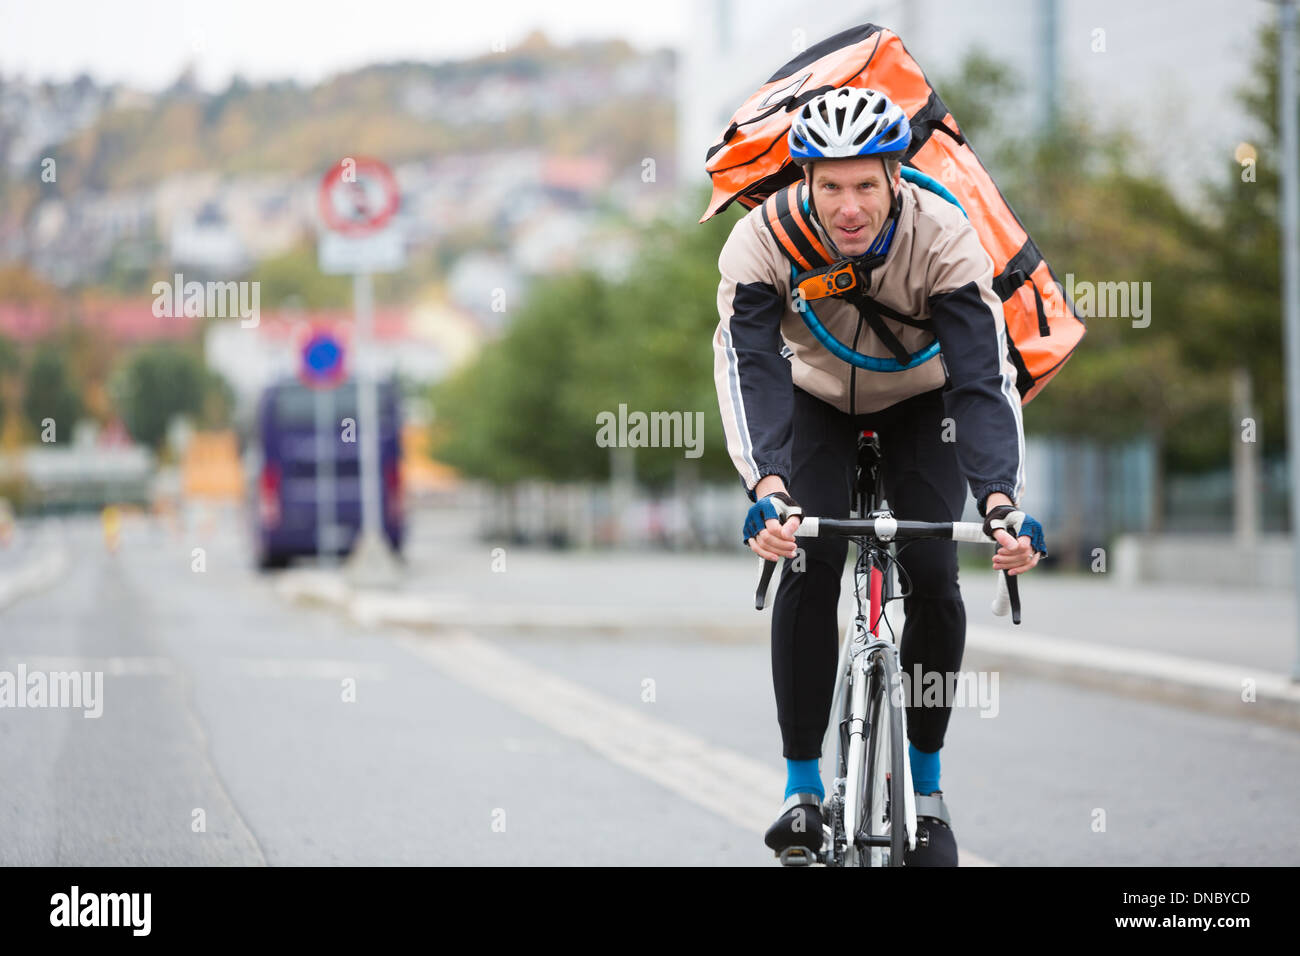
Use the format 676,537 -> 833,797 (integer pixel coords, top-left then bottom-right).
275,510 -> 1300,731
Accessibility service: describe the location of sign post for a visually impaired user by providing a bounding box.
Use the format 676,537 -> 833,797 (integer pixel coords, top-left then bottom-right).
317,157 -> 405,585
1278,0 -> 1300,681
299,327 -> 346,567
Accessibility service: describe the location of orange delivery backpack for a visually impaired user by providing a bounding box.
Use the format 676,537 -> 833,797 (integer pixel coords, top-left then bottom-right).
700,22 -> 1084,404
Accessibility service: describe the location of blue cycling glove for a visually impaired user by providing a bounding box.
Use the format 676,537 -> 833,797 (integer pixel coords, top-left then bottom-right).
1017,514 -> 1048,557
743,491 -> 803,545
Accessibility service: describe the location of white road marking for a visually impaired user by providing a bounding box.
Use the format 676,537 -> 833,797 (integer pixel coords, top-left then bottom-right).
225,658 -> 387,680
396,629 -> 996,867
0,656 -> 385,680
0,547 -> 67,610
1,656 -> 176,676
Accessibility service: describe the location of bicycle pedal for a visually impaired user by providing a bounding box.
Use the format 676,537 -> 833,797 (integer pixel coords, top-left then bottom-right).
777,846 -> 816,867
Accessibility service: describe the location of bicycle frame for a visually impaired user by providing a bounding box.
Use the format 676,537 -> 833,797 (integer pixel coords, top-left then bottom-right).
822,431 -> 917,866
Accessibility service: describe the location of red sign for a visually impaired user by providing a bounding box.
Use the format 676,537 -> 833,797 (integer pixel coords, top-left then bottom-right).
318,157 -> 400,236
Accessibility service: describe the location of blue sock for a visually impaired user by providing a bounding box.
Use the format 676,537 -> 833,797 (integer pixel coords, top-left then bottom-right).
909,744 -> 941,795
785,758 -> 824,801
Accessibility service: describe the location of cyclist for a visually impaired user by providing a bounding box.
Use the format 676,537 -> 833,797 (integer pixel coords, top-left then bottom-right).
714,87 -> 1048,865
101,503 -> 121,554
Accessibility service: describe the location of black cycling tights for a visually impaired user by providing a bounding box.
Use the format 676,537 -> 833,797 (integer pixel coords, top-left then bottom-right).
771,385 -> 968,759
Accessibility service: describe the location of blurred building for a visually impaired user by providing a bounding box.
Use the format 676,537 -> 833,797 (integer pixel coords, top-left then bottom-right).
170,200 -> 247,274
0,74 -> 110,171
0,299 -> 201,343
13,421 -> 154,513
446,252 -> 524,333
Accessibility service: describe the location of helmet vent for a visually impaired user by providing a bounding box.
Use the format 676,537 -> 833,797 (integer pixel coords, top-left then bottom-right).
785,87 -> 911,166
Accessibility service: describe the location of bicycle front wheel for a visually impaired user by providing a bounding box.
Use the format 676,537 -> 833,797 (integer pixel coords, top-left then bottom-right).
860,652 -> 906,866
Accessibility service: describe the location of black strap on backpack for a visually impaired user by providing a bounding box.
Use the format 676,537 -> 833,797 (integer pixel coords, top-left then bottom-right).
841,278 -> 933,365
789,259 -> 935,366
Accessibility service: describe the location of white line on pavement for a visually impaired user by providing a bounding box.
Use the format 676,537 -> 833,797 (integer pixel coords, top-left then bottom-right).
394,628 -> 996,867
0,656 -> 386,679
0,655 -> 176,675
224,658 -> 388,680
0,547 -> 67,610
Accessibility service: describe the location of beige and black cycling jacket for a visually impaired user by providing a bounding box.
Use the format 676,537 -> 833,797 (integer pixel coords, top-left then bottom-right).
712,178 -> 1026,514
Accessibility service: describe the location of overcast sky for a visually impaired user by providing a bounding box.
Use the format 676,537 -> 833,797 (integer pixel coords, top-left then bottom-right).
0,0 -> 690,90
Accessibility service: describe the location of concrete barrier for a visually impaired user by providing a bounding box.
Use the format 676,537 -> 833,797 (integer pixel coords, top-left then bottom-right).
1113,534 -> 1293,589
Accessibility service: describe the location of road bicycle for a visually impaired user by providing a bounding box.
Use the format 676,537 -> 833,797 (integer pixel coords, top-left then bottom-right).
755,429 -> 1025,867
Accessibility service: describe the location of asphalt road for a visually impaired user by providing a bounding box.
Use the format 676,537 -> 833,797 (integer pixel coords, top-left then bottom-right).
0,511 -> 1296,865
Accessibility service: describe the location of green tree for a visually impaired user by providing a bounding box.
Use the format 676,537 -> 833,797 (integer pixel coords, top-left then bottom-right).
935,49 -> 1249,480
111,345 -> 209,450
430,198 -> 741,487
0,333 -> 19,434
23,348 -> 83,441
198,366 -> 235,430
248,244 -> 351,311
1172,22 -> 1289,470
932,47 -> 1023,151
0,335 -> 17,377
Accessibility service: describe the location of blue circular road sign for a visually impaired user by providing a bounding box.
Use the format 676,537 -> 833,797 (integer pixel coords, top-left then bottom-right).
300,330 -> 346,388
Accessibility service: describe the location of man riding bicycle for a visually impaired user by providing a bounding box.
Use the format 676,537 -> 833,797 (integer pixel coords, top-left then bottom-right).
712,87 -> 1047,866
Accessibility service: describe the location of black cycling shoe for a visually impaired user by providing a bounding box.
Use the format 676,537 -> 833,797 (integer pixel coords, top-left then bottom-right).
764,792 -> 824,856
903,791 -> 958,867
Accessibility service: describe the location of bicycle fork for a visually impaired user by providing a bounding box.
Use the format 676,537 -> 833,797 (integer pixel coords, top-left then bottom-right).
824,553 -> 919,864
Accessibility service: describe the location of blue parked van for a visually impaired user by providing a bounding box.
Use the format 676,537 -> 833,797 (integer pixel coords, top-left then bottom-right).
252,378 -> 403,569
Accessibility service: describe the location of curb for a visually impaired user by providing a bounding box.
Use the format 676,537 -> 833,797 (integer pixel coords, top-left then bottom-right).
274,571 -> 1300,732
963,625 -> 1300,733
276,571 -> 757,639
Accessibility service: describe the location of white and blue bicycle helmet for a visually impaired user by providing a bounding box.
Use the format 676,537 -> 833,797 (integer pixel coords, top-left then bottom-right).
788,87 -> 911,165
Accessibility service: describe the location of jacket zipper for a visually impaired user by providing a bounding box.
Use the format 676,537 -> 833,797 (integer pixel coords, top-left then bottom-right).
848,313 -> 864,417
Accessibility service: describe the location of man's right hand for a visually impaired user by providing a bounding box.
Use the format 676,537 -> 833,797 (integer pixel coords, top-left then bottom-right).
743,488 -> 803,562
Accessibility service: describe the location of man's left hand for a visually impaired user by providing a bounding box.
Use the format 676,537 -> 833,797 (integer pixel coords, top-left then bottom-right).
983,495 -> 1047,577
991,529 -> 1040,576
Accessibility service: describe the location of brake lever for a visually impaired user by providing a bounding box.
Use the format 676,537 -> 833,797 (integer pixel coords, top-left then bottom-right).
755,558 -> 778,610
991,511 -> 1025,625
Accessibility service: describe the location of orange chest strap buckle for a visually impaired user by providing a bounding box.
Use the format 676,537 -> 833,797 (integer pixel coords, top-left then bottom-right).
794,261 -> 858,302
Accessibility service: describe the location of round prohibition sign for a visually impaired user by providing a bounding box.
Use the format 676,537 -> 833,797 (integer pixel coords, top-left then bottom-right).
318,157 -> 400,236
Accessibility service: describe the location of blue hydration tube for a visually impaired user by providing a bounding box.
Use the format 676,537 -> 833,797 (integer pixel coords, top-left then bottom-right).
793,268 -> 942,372
900,165 -> 967,218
